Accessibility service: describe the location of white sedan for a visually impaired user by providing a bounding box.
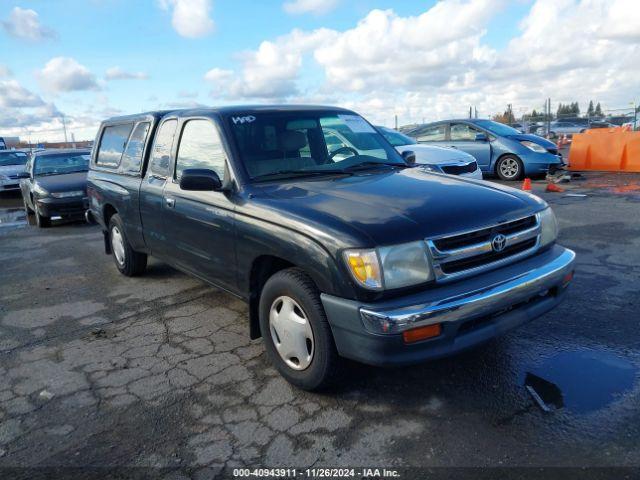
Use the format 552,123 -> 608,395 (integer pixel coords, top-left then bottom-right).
376,126 -> 483,180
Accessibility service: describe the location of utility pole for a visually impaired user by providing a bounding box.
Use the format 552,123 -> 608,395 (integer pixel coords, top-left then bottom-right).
61,114 -> 68,145
394,115 -> 398,130
474,107 -> 478,119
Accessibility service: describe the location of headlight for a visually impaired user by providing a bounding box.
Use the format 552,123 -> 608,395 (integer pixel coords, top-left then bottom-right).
344,241 -> 433,290
378,241 -> 433,288
51,190 -> 84,198
33,184 -> 49,196
418,163 -> 442,173
539,207 -> 558,247
520,141 -> 547,153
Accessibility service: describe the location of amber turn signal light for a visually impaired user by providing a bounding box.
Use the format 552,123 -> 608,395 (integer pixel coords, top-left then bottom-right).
402,323 -> 442,344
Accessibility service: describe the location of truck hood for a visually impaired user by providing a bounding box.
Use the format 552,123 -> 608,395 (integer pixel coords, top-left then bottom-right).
503,133 -> 556,149
249,168 -> 547,247
35,171 -> 88,193
394,144 -> 475,164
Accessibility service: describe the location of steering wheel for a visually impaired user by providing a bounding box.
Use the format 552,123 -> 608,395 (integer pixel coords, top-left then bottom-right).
329,146 -> 359,160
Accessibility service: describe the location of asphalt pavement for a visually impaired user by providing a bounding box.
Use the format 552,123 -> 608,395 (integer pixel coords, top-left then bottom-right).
0,173 -> 639,478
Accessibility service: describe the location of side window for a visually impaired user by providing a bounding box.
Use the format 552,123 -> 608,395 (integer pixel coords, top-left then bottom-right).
121,122 -> 150,174
175,120 -> 226,181
450,123 -> 478,141
97,123 -> 133,167
415,124 -> 446,142
149,119 -> 177,177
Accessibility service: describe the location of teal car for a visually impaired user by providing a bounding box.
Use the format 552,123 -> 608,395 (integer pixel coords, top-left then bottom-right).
406,119 -> 564,180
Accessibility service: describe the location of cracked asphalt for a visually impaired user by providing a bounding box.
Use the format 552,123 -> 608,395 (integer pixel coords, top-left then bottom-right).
0,172 -> 639,477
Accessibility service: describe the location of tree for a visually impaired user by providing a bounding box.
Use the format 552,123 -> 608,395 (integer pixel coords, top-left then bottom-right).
587,100 -> 595,116
595,102 -> 602,116
492,109 -> 515,124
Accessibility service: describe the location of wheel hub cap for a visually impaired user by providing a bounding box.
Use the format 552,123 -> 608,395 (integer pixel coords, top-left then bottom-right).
500,158 -> 519,178
269,296 -> 314,370
111,226 -> 126,266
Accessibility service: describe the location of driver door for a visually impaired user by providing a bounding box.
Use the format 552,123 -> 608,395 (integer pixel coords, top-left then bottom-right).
446,122 -> 491,167
162,118 -> 237,291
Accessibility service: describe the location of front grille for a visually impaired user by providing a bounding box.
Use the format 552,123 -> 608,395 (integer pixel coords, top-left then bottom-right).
427,214 -> 540,282
441,162 -> 478,175
440,238 -> 536,274
434,215 -> 536,251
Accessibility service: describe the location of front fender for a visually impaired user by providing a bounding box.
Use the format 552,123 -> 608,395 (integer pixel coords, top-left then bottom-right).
235,213 -> 355,299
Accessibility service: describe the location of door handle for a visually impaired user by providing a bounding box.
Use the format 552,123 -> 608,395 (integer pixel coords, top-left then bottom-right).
165,197 -> 175,208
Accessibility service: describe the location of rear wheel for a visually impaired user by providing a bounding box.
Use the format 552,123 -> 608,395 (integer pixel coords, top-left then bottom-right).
108,214 -> 147,276
259,268 -> 341,391
496,155 -> 524,181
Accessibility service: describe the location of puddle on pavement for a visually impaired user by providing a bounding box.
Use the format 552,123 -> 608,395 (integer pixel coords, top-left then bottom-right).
0,208 -> 27,229
523,350 -> 637,413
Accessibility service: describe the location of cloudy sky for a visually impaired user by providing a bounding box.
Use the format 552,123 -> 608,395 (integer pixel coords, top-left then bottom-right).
1,0 -> 639,142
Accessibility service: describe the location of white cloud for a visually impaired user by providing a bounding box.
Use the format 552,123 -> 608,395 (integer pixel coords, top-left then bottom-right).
0,65 -> 11,78
283,0 -> 339,15
158,0 -> 214,38
0,79 -> 45,108
1,7 -> 57,42
205,28 -> 337,99
105,67 -> 149,81
204,0 -> 640,125
38,57 -> 99,93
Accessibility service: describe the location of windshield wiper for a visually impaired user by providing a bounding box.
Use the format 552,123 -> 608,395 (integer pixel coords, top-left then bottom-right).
341,161 -> 407,172
252,169 -> 352,182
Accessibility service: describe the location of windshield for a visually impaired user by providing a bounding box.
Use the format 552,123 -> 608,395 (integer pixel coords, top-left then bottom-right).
0,151 -> 28,167
226,111 -> 405,181
377,126 -> 416,147
473,120 -> 522,136
34,152 -> 90,176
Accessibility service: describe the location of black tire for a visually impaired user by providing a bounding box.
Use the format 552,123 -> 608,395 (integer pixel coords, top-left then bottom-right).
496,155 -> 524,181
108,214 -> 147,276
34,207 -> 51,228
259,268 -> 341,391
23,197 -> 33,216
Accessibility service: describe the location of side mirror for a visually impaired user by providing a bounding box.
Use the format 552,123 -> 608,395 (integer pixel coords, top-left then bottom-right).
15,171 -> 30,179
475,133 -> 488,142
402,150 -> 416,165
179,168 -> 223,191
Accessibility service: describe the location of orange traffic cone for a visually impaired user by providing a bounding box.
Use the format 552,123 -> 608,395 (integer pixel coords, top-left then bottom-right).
546,182 -> 564,193
522,178 -> 532,191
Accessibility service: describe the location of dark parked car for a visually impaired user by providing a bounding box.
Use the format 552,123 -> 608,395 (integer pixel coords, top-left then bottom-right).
19,149 -> 91,228
87,106 -> 575,390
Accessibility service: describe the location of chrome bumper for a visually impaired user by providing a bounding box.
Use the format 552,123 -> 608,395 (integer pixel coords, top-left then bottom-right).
360,247 -> 575,334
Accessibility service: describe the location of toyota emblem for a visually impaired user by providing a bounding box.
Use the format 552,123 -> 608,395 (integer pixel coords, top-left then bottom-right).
492,234 -> 507,252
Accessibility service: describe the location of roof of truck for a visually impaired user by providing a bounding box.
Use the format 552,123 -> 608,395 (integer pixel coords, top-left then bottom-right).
102,105 -> 355,124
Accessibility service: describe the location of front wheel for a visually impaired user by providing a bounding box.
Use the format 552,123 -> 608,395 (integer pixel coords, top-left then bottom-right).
108,214 -> 147,276
496,155 -> 524,181
259,268 -> 341,391
35,207 -> 51,228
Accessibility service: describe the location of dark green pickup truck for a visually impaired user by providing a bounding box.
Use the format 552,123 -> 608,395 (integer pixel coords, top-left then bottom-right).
87,105 -> 575,390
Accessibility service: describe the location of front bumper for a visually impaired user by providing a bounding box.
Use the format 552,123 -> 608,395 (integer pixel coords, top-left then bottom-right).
0,180 -> 21,191
36,196 -> 89,218
460,169 -> 484,180
521,151 -> 564,174
321,245 -> 575,366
